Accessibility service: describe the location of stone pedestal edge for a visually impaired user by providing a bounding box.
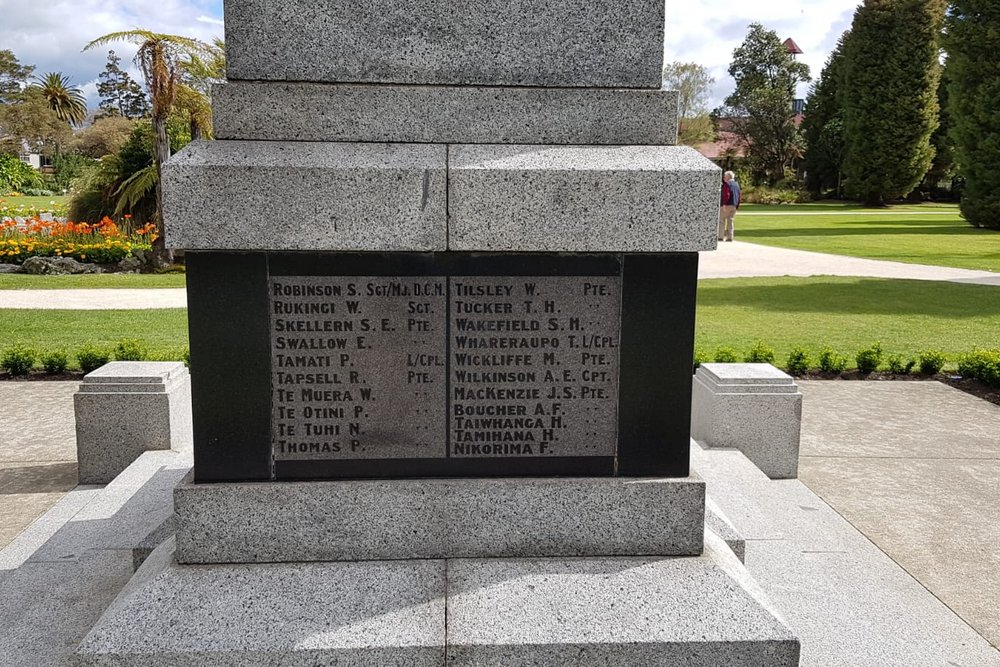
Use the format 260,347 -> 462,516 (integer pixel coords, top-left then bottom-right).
174,473 -> 705,563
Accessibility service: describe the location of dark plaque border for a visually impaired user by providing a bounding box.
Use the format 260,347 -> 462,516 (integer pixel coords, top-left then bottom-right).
187,252 -> 696,483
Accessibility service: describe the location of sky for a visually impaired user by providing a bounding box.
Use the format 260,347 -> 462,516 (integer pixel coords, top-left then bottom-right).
0,0 -> 859,110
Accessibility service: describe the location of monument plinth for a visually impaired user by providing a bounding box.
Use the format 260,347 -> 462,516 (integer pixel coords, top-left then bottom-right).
75,0 -> 801,664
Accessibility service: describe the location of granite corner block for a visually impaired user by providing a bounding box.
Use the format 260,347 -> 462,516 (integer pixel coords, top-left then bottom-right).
163,140 -> 447,252
447,144 -> 720,252
691,366 -> 803,480
74,366 -> 192,485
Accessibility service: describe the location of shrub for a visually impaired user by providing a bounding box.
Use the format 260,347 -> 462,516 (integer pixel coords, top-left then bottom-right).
1,345 -> 36,375
818,347 -> 848,373
855,342 -> 883,375
693,348 -> 710,370
40,350 -> 69,374
917,350 -> 947,375
957,349 -> 1000,387
0,154 -> 44,194
886,354 -> 916,375
77,344 -> 111,373
114,338 -> 148,361
182,347 -> 190,368
786,347 -> 811,376
713,346 -> 740,363
744,339 -> 776,364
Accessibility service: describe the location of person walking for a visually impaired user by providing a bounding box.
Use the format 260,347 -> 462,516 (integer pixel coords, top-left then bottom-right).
719,170 -> 741,242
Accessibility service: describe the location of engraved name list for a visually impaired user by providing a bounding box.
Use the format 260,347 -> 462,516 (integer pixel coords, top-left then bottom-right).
269,275 -> 621,462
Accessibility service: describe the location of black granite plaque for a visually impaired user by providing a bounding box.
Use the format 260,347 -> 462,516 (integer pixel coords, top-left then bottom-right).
269,274 -> 621,462
188,251 -> 695,482
450,276 -> 620,458
270,276 -> 447,460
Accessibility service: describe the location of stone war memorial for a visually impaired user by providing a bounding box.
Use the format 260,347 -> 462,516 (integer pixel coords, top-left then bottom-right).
76,0 -> 801,664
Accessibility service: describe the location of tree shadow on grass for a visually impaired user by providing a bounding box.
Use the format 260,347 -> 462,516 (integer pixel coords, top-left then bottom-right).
739,221 -> 986,239
697,278 -> 1000,318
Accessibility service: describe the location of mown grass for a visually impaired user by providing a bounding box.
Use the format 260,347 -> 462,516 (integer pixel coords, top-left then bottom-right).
695,277 -> 1000,368
0,309 -> 189,369
2,277 -> 996,373
0,273 -> 186,290
0,195 -> 68,212
737,201 -> 1000,273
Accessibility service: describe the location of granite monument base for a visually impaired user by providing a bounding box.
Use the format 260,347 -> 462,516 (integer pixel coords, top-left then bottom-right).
74,362 -> 193,484
691,363 -> 803,479
75,532 -> 799,667
174,474 -> 705,563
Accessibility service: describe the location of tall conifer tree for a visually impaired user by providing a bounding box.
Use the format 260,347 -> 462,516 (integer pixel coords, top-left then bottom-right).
945,0 -> 1000,228
841,0 -> 946,206
801,32 -> 849,195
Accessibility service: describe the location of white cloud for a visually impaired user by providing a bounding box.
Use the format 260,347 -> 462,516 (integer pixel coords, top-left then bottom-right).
2,0 -> 862,111
0,0 -> 224,109
663,0 -> 860,107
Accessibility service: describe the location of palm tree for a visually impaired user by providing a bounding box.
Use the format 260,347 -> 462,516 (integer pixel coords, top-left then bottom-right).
29,73 -> 88,126
84,30 -> 212,266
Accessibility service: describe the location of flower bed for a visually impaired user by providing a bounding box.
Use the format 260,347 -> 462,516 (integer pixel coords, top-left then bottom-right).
1,216 -> 155,265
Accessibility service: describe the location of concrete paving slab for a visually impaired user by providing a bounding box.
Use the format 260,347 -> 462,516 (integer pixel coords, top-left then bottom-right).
801,457 -> 1000,647
797,380 -> 1000,648
0,382 -> 79,549
0,462 -> 78,548
693,441 -> 1000,665
0,381 -> 78,462
798,379 -> 1000,459
0,288 -> 186,309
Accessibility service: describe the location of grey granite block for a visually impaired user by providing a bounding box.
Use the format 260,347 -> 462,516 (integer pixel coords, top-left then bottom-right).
448,145 -> 720,252
446,531 -> 799,666
175,474 -> 704,563
75,546 -> 446,666
29,448 -> 191,564
163,140 -> 447,251
224,0 -> 664,88
213,82 -> 678,145
691,364 -> 803,479
706,496 -> 746,562
0,550 -> 134,667
75,363 -> 192,484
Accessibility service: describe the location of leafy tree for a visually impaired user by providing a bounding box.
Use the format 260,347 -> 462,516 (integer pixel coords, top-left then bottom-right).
28,73 -> 88,126
944,0 -> 1000,228
0,88 -> 72,155
723,23 -> 811,184
840,0 -> 946,206
85,30 -> 213,266
96,50 -> 150,119
662,62 -> 716,145
68,115 -> 137,158
0,49 -> 34,104
802,32 -> 849,195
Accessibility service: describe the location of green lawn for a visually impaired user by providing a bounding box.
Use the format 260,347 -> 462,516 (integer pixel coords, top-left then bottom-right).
737,201 -> 1000,273
0,273 -> 186,290
0,309 -> 189,368
2,277 -> 995,372
696,277 -> 1000,367
0,195 -> 68,213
